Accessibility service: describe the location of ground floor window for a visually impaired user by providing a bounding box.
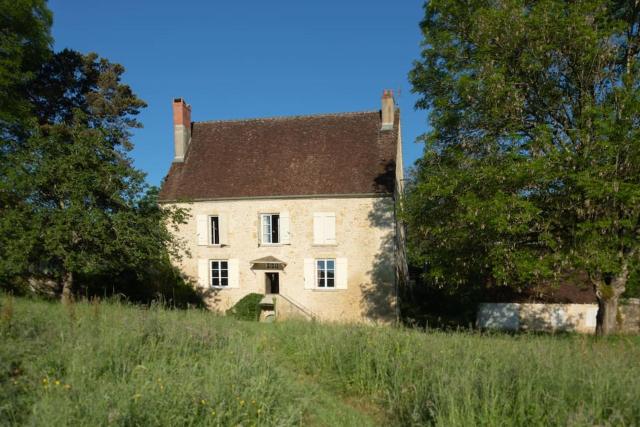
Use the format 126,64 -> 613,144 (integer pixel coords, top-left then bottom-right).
316,259 -> 335,288
211,260 -> 228,287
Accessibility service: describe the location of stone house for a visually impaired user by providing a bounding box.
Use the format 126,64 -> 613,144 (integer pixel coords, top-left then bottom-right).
158,91 -> 407,322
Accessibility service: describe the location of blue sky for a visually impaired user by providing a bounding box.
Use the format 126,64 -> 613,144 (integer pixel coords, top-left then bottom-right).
49,0 -> 428,187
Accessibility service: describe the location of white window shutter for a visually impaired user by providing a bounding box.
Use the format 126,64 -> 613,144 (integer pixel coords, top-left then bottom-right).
336,258 -> 348,289
196,215 -> 208,246
258,214 -> 263,244
313,213 -> 324,245
304,258 -> 315,289
228,259 -> 240,288
280,211 -> 290,244
325,213 -> 336,244
198,259 -> 209,289
219,212 -> 229,245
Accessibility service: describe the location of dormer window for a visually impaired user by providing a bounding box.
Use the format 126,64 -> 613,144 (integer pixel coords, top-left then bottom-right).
261,214 -> 280,244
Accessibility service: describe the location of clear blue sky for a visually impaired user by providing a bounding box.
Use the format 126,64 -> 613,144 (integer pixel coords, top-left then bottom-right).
49,0 -> 428,187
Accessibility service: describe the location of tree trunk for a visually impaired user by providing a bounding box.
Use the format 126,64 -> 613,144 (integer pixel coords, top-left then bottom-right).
593,267 -> 628,336
595,296 -> 619,336
61,271 -> 74,305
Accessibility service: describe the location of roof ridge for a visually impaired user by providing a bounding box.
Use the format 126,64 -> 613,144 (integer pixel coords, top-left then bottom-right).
193,110 -> 380,125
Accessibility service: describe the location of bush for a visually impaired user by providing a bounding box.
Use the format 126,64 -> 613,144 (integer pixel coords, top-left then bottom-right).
7,257 -> 207,309
227,293 -> 263,321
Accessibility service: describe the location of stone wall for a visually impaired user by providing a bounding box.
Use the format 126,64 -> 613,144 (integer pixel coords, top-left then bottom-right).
477,300 -> 640,333
168,196 -> 398,323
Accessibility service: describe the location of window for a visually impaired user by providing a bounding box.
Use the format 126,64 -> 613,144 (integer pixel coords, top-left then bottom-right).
210,216 -> 220,245
316,259 -> 335,288
313,212 -> 336,245
261,214 -> 280,244
211,260 -> 228,287
197,214 -> 227,246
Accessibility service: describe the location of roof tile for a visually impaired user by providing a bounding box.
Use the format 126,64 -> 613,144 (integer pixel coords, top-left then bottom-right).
158,110 -> 398,201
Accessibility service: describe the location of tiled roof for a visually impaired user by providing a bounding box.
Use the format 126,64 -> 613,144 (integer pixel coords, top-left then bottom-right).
158,110 -> 399,201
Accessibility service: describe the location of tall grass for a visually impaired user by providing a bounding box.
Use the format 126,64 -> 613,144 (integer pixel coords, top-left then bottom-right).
1,295 -> 639,426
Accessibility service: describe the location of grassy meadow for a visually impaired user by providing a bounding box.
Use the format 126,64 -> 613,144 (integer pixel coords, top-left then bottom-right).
1,295 -> 639,426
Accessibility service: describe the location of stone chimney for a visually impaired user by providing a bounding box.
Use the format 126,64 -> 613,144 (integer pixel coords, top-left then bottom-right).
172,98 -> 191,162
381,89 -> 395,131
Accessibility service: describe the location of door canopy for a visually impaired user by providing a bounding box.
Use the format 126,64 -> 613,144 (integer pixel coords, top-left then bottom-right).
250,256 -> 287,270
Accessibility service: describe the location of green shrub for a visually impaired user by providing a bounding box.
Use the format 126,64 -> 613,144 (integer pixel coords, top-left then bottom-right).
227,293 -> 263,321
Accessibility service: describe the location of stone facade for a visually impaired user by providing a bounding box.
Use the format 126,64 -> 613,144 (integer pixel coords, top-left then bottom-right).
170,196 -> 398,323
159,93 -> 405,322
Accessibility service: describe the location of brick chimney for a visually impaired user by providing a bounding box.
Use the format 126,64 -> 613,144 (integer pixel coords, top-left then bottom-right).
172,98 -> 191,162
381,89 -> 395,131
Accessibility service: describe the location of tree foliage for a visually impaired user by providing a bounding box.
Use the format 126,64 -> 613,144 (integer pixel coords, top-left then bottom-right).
0,1 -> 190,302
407,0 -> 640,334
0,0 -> 52,132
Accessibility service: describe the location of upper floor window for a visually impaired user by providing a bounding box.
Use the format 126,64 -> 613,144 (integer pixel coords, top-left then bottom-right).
313,212 -> 336,245
210,216 -> 220,245
261,214 -> 280,244
196,213 -> 227,246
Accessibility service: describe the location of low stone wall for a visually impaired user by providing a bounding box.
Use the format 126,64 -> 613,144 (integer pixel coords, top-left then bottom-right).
477,300 -> 640,334
621,299 -> 640,333
274,294 -> 314,321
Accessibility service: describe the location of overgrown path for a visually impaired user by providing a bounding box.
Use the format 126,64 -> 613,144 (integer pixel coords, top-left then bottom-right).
253,328 -> 384,426
295,372 -> 380,427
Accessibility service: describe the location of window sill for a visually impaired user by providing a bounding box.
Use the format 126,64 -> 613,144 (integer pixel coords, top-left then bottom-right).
211,286 -> 231,290
259,243 -> 287,247
207,244 -> 224,248
311,243 -> 338,247
312,288 -> 340,292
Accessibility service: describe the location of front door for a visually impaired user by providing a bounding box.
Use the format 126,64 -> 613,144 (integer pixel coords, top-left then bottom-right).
266,272 -> 279,294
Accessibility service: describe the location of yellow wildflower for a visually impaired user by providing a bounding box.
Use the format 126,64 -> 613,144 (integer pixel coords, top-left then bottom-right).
64,384 -> 72,390
54,380 -> 60,386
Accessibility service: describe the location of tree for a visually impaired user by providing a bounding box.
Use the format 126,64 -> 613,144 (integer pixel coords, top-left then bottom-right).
407,0 -> 640,334
0,0 -> 52,251
0,0 -> 53,292
0,40 -> 188,300
0,0 -> 52,132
